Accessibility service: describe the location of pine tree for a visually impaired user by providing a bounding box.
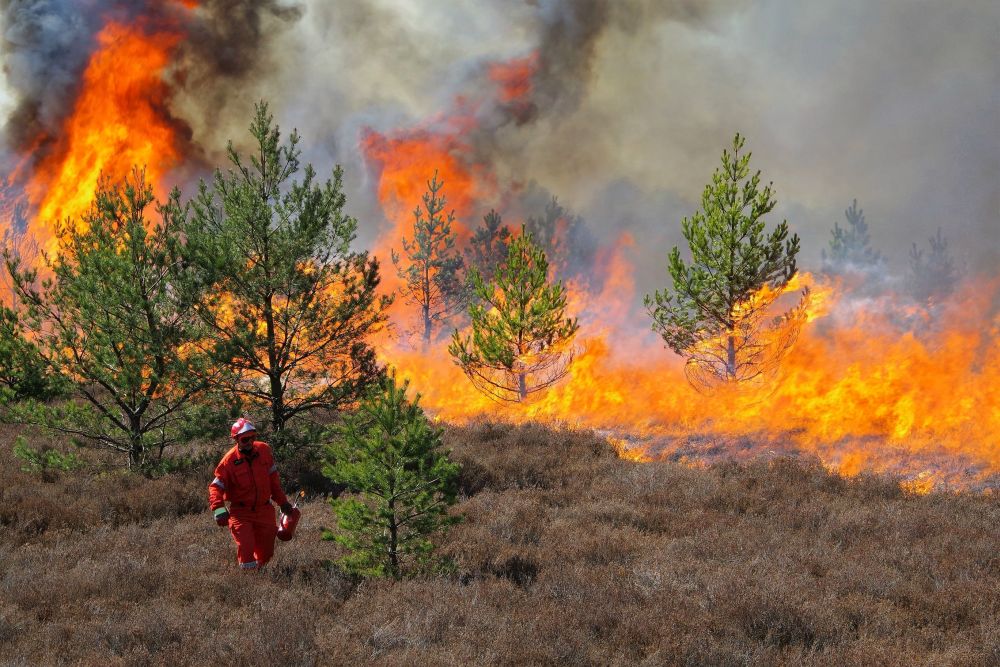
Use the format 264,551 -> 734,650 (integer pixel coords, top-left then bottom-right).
322,374 -> 460,579
391,171 -> 465,348
821,199 -> 882,274
909,227 -> 959,302
185,102 -> 390,438
3,169 -> 212,470
449,228 -> 579,402
645,134 -> 806,390
465,209 -> 511,285
0,304 -> 59,403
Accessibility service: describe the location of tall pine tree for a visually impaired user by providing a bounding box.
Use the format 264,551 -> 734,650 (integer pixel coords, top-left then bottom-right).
392,171 -> 465,348
185,102 -> 390,438
3,169 -> 212,470
450,228 -> 578,402
645,134 -> 806,390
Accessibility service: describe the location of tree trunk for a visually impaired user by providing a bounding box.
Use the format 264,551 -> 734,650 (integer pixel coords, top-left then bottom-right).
128,415 -> 143,471
270,373 -> 285,432
263,293 -> 285,432
517,372 -> 527,402
726,333 -> 737,381
387,499 -> 400,579
422,302 -> 431,349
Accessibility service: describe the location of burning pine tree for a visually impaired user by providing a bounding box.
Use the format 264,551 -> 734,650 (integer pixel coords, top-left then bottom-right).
645,134 -> 807,391
449,228 -> 578,402
392,172 -> 466,349
184,103 -> 390,440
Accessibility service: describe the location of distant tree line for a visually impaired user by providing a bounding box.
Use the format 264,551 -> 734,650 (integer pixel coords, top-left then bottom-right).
821,197 -> 960,301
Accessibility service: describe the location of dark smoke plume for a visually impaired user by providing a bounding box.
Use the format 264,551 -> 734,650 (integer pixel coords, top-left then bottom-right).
0,0 -> 102,148
0,0 -> 302,162
167,0 -> 303,162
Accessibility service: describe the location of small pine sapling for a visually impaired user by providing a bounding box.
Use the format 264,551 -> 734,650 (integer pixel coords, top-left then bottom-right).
822,199 -> 883,275
909,227 -> 959,303
322,374 -> 460,579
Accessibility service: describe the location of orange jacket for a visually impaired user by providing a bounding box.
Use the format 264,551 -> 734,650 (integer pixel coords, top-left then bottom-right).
208,440 -> 288,513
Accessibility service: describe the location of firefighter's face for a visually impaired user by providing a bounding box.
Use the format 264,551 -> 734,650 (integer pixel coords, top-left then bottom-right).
237,433 -> 255,453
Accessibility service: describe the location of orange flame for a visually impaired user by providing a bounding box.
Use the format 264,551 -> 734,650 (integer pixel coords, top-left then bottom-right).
362,129 -> 486,249
488,54 -> 538,103
18,15 -> 188,255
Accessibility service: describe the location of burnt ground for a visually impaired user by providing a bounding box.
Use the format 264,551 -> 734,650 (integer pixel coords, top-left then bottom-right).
0,421 -> 997,665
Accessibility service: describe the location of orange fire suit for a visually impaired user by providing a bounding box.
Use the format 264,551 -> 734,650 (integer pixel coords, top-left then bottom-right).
208,440 -> 289,570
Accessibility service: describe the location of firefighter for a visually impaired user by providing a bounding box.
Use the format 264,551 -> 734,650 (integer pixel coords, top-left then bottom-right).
208,418 -> 294,571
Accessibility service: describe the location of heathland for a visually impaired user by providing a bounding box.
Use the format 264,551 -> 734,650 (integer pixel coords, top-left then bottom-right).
1,421 -> 997,666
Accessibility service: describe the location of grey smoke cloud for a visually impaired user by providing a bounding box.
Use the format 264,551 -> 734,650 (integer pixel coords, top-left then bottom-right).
0,0 -> 100,148
0,0 -> 995,285
261,0 -> 997,290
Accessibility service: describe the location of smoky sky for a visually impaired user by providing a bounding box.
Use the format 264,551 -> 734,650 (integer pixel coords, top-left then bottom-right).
0,0 -> 996,287
259,0 -> 998,290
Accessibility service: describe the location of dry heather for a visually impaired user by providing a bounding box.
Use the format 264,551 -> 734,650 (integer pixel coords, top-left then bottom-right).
0,421 -> 997,666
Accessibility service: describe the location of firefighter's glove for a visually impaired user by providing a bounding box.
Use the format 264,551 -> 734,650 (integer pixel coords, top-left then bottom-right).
279,502 -> 293,515
213,507 -> 230,526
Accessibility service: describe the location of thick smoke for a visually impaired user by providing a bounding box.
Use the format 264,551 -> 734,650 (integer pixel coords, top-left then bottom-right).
258,0 -> 997,288
0,0 -> 301,167
0,0 -> 102,149
0,0 -> 995,281
166,0 -> 303,165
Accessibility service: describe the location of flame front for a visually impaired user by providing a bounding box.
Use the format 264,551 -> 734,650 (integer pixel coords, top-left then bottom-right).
362,56 -> 999,491
386,270 -> 999,490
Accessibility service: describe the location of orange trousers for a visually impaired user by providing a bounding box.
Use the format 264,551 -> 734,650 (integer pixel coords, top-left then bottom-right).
228,505 -> 278,570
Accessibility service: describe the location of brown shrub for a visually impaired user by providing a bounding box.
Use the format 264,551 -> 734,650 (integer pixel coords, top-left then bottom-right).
0,420 -> 996,665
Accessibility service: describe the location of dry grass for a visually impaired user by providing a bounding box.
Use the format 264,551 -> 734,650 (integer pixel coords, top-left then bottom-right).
0,421 -> 997,666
